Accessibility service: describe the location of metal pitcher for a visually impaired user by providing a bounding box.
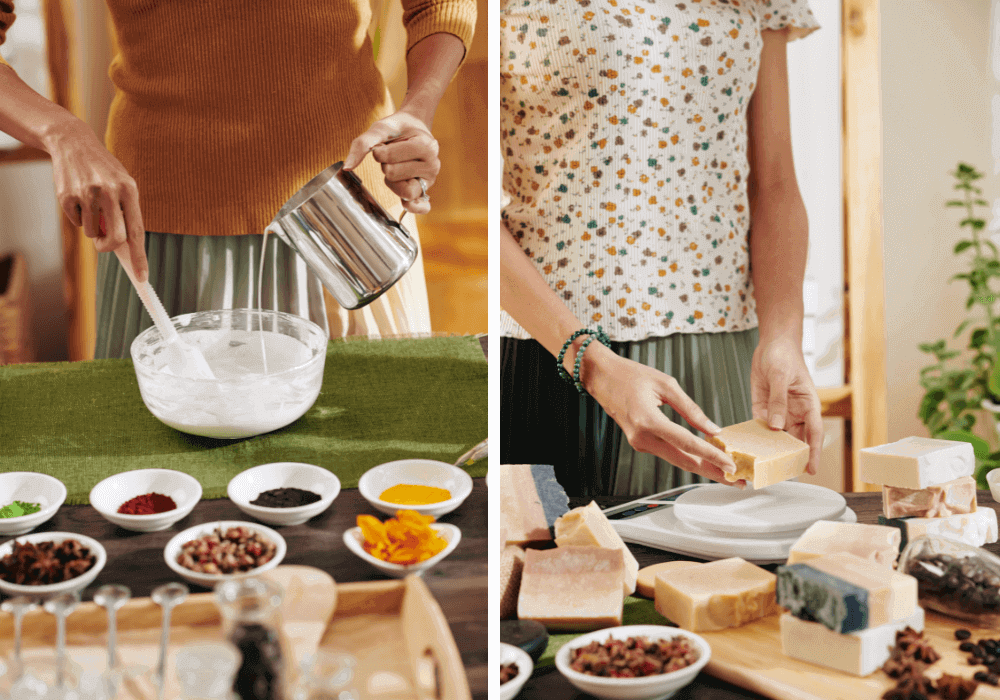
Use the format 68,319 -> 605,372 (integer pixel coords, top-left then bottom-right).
266,162 -> 418,310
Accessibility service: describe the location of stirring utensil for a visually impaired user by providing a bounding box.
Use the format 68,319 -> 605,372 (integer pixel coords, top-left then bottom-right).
454,439 -> 488,467
42,591 -> 80,689
152,582 -> 189,700
93,585 -> 130,673
0,596 -> 38,677
113,245 -> 216,380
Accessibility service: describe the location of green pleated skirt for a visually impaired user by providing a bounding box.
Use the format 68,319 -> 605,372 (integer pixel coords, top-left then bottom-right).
94,232 -> 329,360
500,328 -> 759,498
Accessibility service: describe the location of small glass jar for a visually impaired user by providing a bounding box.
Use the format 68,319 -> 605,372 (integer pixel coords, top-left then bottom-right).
897,535 -> 1000,626
215,578 -> 291,700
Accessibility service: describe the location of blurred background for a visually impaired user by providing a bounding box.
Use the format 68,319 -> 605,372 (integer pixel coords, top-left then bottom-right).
0,0 -> 487,365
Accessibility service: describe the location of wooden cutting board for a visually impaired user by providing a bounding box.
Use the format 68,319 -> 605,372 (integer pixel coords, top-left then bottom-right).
699,609 -> 1000,700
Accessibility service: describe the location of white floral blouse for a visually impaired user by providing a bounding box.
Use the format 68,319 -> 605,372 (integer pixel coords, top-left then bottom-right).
499,0 -> 819,341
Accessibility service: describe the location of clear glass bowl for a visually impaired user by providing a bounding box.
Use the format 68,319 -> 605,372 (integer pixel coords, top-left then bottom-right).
130,309 -> 328,439
898,534 -> 1000,626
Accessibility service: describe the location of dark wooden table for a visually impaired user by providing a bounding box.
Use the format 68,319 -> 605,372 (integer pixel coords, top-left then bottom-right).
516,490 -> 1000,700
8,479 -> 488,699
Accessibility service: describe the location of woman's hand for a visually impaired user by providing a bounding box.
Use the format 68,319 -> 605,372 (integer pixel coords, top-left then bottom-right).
750,336 -> 823,474
45,120 -> 148,283
579,341 -> 742,485
342,111 -> 439,215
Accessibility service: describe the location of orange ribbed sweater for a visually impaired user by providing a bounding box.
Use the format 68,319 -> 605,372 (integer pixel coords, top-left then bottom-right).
0,1 -> 475,237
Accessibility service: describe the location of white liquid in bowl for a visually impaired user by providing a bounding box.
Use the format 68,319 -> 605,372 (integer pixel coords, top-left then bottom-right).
132,314 -> 326,439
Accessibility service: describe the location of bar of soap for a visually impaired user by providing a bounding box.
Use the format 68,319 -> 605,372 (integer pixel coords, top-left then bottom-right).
882,476 -> 978,519
878,508 -> 999,549
497,464 -> 570,546
776,552 -> 918,633
858,437 -> 973,489
780,608 -> 926,677
555,501 -> 639,596
787,521 -> 901,569
653,557 -> 778,632
636,561 -> 701,599
709,419 -> 809,489
498,545 -> 525,620
517,546 -> 625,632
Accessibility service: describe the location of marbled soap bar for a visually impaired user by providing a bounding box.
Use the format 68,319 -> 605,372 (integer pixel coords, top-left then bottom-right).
776,552 -> 918,633
882,476 -> 977,519
879,508 -> 998,549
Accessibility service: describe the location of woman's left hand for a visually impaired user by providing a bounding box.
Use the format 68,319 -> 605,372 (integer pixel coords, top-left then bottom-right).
343,111 -> 440,214
750,336 -> 824,475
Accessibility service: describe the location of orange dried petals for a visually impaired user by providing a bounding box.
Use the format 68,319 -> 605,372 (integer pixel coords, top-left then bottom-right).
357,509 -> 448,565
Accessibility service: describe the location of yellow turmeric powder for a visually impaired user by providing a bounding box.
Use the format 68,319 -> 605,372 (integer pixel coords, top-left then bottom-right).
379,483 -> 451,505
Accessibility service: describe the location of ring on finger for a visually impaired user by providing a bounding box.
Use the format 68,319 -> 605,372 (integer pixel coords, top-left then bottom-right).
417,177 -> 429,202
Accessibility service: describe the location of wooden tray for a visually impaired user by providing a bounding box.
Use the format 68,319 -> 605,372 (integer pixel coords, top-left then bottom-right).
699,609 -> 1000,700
0,566 -> 471,700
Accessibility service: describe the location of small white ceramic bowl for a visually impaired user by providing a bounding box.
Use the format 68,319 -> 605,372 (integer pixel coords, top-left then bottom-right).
498,643 -> 533,700
988,468 -> 1000,504
89,469 -> 202,533
0,532 -> 106,598
227,462 -> 340,526
164,521 -> 286,588
358,460 -> 473,518
0,473 -> 66,536
554,625 -> 712,700
342,522 -> 461,578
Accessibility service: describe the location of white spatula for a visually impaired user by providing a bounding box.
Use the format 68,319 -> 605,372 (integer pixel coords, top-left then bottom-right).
114,245 -> 216,379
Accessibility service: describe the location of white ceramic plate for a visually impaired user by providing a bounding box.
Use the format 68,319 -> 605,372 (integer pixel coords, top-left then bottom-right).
555,625 -> 711,700
164,521 -> 286,588
358,460 -> 473,518
0,472 -> 66,536
672,481 -> 847,536
89,469 -> 202,533
342,523 -> 460,578
498,643 -> 532,700
0,532 -> 106,598
227,462 -> 340,526
614,506 -> 857,563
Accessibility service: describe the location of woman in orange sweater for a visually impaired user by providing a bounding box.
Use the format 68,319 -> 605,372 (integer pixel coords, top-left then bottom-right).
0,1 -> 475,357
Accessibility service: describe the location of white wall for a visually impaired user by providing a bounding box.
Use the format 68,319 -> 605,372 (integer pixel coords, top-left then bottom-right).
882,1 -> 1000,444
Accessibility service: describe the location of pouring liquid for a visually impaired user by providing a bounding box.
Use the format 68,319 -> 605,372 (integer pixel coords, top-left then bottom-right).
256,229 -> 271,376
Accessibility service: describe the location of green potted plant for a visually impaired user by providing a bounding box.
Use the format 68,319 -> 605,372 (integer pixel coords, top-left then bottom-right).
917,163 -> 1000,489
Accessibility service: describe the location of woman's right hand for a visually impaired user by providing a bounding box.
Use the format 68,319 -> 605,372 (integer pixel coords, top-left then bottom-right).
45,120 -> 148,283
578,340 -> 742,485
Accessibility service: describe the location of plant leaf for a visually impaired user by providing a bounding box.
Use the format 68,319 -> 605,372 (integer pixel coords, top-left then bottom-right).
935,429 -> 990,459
955,240 -> 974,254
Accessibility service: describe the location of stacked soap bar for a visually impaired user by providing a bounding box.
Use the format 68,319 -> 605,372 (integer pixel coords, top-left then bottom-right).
710,418 -> 809,489
497,464 -> 570,546
787,521 -> 901,569
517,546 -> 625,631
859,437 -> 996,548
653,557 -> 778,632
516,498 -> 639,631
554,501 -> 639,595
776,552 -> 917,633
776,552 -> 922,676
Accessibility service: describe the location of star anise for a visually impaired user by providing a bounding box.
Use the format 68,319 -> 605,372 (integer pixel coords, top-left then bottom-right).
937,673 -> 979,700
882,654 -> 926,680
895,627 -> 942,665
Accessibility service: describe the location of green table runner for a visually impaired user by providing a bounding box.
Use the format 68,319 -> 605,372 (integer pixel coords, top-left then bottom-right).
0,336 -> 487,504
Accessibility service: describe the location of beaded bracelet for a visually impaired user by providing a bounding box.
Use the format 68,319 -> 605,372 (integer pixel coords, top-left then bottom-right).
555,326 -> 611,394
